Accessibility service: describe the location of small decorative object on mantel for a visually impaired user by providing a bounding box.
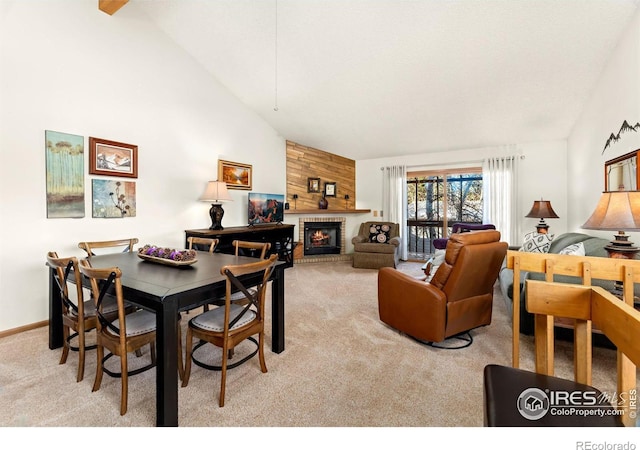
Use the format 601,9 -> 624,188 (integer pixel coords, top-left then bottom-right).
324,182 -> 336,197
308,177 -> 321,193
344,194 -> 350,209
318,193 -> 328,209
292,193 -> 298,209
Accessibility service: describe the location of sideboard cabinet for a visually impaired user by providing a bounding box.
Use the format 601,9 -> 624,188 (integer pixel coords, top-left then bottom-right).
185,224 -> 295,268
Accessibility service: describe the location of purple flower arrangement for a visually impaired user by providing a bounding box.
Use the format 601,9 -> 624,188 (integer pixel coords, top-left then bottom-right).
138,245 -> 197,261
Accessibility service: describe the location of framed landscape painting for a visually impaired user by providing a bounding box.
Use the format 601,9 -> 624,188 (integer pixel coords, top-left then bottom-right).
45,130 -> 85,218
89,137 -> 138,178
218,159 -> 252,190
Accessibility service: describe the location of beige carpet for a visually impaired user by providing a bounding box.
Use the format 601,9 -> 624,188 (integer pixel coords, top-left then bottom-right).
0,261 -> 629,429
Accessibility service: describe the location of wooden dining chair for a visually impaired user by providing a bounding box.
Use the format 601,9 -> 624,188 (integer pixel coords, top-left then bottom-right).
46,251 -> 119,382
79,259 -> 183,415
181,254 -> 278,407
78,238 -> 139,257
232,240 -> 271,259
209,240 -> 272,307
187,237 -> 219,254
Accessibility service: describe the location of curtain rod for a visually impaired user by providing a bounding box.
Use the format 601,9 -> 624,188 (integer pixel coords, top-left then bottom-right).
380,154 -> 524,170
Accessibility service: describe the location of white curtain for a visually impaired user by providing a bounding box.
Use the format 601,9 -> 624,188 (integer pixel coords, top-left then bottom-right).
482,154 -> 520,246
382,165 -> 408,261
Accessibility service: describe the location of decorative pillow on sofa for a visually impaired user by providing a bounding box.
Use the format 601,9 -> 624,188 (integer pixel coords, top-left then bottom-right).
520,232 -> 554,253
559,242 -> 586,256
369,224 -> 391,243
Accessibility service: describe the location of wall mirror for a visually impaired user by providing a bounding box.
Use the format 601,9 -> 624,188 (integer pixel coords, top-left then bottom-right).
605,149 -> 639,191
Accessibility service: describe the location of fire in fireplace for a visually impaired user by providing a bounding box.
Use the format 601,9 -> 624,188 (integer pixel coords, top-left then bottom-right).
304,221 -> 341,256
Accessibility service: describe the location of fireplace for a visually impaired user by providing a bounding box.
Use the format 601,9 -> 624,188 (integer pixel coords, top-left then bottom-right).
304,221 -> 341,255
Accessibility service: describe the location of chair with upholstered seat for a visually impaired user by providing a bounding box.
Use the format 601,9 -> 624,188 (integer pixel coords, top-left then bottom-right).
378,230 -> 507,347
351,221 -> 401,269
181,254 -> 278,407
79,260 -> 182,415
209,240 -> 271,307
78,238 -> 139,256
46,251 -> 119,382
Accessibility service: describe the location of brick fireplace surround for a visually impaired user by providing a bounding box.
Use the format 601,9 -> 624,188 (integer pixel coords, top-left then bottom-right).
295,217 -> 351,264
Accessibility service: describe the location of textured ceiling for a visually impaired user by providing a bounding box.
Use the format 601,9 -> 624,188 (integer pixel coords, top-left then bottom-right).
131,0 -> 640,160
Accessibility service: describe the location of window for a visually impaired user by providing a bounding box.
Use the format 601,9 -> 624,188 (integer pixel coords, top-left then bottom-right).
407,168 -> 483,258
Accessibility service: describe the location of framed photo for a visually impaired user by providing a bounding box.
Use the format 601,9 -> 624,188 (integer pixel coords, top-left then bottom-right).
308,177 -> 321,193
89,137 -> 138,178
218,159 -> 252,190
324,182 -> 336,197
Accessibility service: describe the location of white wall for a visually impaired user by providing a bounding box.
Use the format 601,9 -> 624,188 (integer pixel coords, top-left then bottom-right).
0,1 -> 286,331
568,8 -> 640,240
356,140 -> 568,246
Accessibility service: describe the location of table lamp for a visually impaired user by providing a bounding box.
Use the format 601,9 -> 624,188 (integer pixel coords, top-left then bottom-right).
525,199 -> 559,234
199,181 -> 232,230
582,191 -> 640,259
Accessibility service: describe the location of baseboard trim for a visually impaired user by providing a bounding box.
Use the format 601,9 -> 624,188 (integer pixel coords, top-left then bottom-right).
0,320 -> 48,339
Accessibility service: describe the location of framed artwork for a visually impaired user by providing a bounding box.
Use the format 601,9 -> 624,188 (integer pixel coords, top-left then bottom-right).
92,179 -> 137,218
218,159 -> 252,190
605,149 -> 639,191
324,182 -> 337,197
308,177 -> 321,193
89,137 -> 138,178
46,130 -> 85,218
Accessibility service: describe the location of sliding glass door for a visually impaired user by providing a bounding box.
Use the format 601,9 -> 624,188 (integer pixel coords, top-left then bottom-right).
407,169 -> 483,258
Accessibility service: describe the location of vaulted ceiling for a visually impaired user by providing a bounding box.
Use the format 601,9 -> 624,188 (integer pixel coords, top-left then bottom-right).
123,0 -> 640,160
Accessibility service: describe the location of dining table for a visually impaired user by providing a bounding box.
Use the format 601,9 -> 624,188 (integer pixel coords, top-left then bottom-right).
47,250 -> 287,427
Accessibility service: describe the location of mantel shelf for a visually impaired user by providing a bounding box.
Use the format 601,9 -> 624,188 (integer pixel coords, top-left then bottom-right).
285,209 -> 371,215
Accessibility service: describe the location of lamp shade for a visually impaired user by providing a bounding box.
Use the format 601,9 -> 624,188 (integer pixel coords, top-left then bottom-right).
199,181 -> 232,203
582,191 -> 640,231
525,200 -> 559,219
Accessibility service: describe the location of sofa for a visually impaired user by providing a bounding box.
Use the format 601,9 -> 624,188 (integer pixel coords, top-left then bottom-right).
352,221 -> 401,269
498,232 -> 618,337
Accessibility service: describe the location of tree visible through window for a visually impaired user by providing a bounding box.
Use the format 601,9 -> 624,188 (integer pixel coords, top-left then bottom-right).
407,169 -> 483,258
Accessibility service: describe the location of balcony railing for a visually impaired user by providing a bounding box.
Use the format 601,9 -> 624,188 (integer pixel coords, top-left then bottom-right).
406,220 -> 482,256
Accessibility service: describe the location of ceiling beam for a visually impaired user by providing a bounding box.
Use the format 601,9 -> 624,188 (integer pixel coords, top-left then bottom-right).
99,0 -> 129,16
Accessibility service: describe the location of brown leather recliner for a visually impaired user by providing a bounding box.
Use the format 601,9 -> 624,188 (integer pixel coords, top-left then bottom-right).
378,230 -> 507,344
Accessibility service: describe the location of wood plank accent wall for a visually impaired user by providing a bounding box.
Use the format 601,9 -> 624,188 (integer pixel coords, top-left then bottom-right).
286,141 -> 356,210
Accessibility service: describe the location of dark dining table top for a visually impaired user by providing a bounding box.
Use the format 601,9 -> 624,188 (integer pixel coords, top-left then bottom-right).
85,251 -> 264,301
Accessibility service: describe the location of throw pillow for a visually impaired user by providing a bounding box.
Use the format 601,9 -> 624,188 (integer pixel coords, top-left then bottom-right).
369,224 -> 391,243
520,232 -> 554,253
559,242 -> 586,256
